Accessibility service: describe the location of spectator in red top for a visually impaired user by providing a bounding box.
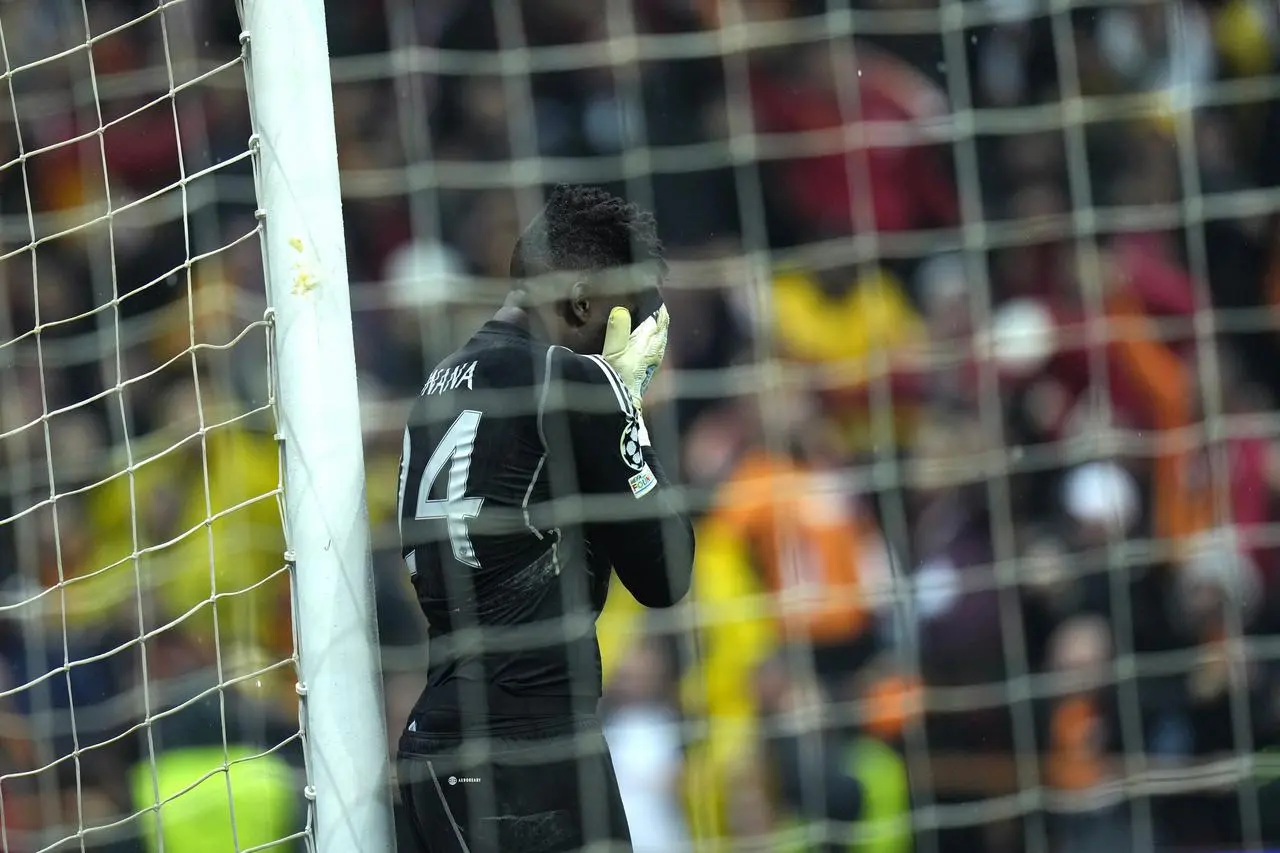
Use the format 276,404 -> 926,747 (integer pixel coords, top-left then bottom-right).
749,40 -> 958,238
994,179 -> 1204,439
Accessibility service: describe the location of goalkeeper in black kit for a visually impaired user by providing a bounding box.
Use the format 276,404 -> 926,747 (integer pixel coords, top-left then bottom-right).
394,185 -> 695,852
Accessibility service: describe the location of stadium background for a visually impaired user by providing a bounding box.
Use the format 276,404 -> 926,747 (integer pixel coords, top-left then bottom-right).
2,0 -> 1280,850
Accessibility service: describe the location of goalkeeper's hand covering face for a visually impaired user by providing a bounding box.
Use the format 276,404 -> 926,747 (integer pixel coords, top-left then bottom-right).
601,293 -> 669,409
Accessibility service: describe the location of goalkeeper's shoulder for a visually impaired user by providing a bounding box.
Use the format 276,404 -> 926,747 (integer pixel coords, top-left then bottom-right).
541,344 -> 638,421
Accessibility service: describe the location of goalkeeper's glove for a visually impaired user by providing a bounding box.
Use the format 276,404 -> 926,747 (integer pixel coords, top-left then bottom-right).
601,303 -> 669,408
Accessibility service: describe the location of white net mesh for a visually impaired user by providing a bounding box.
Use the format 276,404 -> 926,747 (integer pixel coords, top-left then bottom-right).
358,2 -> 1280,852
7,0 -> 1280,852
1,2 -> 307,851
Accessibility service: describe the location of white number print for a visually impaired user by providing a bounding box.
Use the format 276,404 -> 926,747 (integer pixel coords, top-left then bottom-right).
402,410 -> 486,569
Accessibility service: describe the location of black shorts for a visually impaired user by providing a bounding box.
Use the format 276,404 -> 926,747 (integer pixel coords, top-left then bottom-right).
397,719 -> 632,853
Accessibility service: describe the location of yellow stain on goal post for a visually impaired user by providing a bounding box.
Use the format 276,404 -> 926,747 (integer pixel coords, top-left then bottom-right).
288,236 -> 319,295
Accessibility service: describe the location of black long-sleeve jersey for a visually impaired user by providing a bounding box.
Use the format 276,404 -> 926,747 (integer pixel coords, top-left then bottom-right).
396,319 -> 694,734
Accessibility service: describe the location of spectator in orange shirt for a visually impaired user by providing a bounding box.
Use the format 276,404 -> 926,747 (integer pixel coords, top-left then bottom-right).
706,396 -> 894,697
1043,615 -> 1129,853
1106,286 -> 1273,576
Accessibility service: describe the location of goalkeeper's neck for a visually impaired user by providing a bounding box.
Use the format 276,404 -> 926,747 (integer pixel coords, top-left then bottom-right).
494,294 -> 539,339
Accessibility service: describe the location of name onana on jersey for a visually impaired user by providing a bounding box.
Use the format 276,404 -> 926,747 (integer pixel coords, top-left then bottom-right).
422,360 -> 478,397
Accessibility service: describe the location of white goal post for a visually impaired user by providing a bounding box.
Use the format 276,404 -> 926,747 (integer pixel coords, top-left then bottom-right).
241,0 -> 393,851
5,0 -> 1279,850
0,0 -> 391,850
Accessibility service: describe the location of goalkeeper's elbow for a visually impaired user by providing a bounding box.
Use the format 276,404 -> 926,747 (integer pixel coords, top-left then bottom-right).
640,520 -> 695,608
632,571 -> 690,609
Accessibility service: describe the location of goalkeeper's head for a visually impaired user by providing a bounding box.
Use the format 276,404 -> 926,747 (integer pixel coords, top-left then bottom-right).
509,184 -> 667,355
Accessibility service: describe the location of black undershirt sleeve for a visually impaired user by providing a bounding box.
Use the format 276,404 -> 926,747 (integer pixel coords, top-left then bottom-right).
546,350 -> 694,608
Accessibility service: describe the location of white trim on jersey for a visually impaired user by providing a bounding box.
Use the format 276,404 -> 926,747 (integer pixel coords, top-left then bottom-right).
537,347 -> 558,450
396,427 -> 411,537
396,426 -> 418,576
536,347 -> 564,576
521,453 -> 547,541
584,354 -> 651,449
584,353 -> 635,418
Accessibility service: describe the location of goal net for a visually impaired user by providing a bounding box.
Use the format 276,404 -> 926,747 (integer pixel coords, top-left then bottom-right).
355,0 -> 1280,852
5,0 -> 1280,852
0,1 -> 390,852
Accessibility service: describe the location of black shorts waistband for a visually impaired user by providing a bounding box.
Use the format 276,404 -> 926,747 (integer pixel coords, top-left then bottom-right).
405,690 -> 599,743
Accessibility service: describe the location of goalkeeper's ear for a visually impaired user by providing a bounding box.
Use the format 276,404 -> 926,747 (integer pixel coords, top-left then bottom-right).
566,279 -> 593,326
556,278 -> 616,355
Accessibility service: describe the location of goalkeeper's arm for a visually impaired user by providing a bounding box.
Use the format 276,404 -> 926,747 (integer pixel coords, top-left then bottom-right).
549,348 -> 694,608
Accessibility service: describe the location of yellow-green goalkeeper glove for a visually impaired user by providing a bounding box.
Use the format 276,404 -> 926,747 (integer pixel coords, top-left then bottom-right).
601,303 -> 669,409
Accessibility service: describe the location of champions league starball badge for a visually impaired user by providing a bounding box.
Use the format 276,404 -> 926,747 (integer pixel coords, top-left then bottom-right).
621,416 -> 645,471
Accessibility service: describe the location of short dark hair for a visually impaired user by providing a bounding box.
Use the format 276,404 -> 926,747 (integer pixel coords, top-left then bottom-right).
509,185 -> 666,282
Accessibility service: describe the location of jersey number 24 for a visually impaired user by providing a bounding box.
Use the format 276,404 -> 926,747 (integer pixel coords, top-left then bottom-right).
397,410 -> 485,571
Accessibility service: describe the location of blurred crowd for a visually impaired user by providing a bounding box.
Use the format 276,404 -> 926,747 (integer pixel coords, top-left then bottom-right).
2,0 -> 1280,851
